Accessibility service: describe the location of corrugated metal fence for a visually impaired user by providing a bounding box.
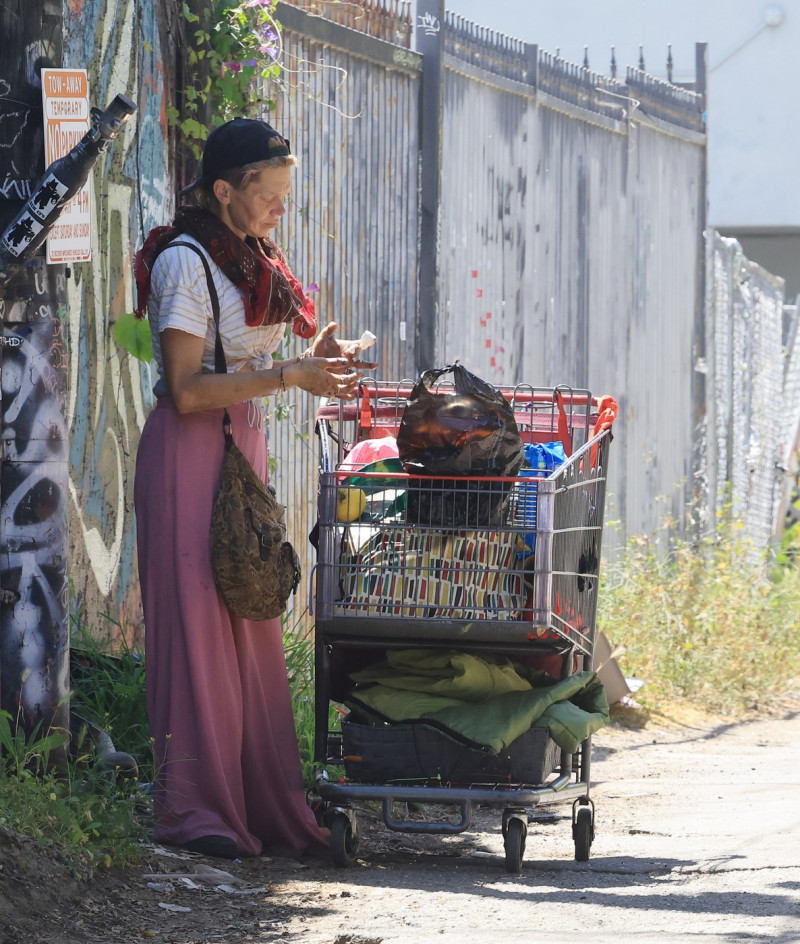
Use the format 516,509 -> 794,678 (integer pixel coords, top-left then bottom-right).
432,18 -> 708,545
264,2 -> 422,631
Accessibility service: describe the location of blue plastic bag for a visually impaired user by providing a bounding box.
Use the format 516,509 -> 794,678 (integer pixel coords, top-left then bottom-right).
517,442 -> 566,556
524,441 -> 566,472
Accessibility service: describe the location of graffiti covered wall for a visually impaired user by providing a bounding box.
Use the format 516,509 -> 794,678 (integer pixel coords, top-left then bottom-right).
62,0 -> 174,646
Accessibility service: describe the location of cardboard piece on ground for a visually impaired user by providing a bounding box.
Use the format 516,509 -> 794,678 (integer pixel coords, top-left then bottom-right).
594,631 -> 631,705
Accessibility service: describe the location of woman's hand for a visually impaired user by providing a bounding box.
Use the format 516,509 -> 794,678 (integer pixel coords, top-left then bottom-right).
310,322 -> 378,371
284,356 -> 362,400
161,329 -> 358,412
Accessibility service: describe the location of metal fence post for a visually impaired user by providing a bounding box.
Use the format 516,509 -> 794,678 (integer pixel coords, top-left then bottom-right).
525,43 -> 539,89
691,41 -> 709,542
415,0 -> 445,372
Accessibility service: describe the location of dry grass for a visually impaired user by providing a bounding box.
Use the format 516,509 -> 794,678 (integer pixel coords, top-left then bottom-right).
597,525 -> 800,718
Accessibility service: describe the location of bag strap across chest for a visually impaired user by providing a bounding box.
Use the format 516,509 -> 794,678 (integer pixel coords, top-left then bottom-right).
169,240 -> 227,375
169,239 -> 232,440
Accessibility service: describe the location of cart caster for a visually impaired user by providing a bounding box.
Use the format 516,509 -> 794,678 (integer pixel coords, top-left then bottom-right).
329,810 -> 360,869
503,815 -> 527,874
572,799 -> 595,862
501,807 -> 527,838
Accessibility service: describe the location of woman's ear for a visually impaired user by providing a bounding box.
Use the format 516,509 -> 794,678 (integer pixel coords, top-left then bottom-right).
213,179 -> 232,206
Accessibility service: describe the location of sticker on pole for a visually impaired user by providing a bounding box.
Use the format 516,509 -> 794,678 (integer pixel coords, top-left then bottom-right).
41,69 -> 91,264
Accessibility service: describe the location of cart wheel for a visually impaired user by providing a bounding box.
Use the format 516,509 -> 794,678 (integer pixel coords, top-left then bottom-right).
330,812 -> 360,869
503,817 -> 526,874
573,806 -> 593,862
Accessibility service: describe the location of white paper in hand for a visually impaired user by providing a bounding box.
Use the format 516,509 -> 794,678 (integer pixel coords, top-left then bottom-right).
346,330 -> 377,356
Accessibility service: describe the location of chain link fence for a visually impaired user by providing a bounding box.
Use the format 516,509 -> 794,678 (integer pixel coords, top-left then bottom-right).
704,232 -> 799,557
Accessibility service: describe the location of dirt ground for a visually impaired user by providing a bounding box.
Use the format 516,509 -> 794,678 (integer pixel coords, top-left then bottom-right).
2,699 -> 800,944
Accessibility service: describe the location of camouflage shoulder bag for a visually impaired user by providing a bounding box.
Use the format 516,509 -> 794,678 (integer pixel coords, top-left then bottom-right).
210,414 -> 301,620
172,241 -> 301,620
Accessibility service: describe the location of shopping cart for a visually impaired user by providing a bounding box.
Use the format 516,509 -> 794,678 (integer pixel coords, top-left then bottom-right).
311,379 -> 615,872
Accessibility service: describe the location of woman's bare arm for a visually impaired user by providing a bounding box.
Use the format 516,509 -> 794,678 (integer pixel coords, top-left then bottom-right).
161,328 -> 360,414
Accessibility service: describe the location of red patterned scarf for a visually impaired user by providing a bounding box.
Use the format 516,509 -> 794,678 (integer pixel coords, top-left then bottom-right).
133,206 -> 316,339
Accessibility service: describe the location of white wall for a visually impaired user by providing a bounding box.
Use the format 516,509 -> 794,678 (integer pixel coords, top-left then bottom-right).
441,0 -> 800,229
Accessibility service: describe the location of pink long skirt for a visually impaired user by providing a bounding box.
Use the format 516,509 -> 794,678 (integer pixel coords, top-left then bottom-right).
134,397 -> 328,858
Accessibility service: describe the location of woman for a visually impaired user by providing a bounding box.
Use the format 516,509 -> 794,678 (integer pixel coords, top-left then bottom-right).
133,117 -> 373,860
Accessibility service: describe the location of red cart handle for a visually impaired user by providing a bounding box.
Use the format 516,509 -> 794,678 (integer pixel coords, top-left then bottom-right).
554,390 -> 572,457
359,386 -> 372,433
590,395 -> 618,466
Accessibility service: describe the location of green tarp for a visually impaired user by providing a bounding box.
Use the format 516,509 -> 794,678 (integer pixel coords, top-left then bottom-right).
346,649 -> 610,755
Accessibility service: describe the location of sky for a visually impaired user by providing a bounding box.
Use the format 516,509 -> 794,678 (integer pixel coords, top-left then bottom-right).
441,0 -> 552,42
434,0 -> 776,79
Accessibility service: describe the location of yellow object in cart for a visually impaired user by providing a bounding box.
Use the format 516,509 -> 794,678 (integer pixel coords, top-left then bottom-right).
337,487 -> 367,522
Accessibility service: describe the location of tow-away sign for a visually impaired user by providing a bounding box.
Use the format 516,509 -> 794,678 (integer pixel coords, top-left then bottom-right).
41,68 -> 91,264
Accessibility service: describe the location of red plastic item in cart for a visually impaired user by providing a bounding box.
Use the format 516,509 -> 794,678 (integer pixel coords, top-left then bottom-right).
339,436 -> 399,471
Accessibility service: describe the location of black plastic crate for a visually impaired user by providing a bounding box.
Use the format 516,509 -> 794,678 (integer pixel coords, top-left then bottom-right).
341,719 -> 560,785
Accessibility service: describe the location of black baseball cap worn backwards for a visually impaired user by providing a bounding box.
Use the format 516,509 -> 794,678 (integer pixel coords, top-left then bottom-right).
181,117 -> 291,195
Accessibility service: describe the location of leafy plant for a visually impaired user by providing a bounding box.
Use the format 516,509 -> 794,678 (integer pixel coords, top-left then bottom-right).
70,620 -> 152,783
284,627 -> 345,787
0,709 -> 69,778
173,0 -> 284,160
0,710 -> 144,870
112,313 -> 153,363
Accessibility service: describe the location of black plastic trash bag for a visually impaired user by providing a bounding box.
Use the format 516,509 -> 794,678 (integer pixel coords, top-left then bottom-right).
403,476 -> 516,528
397,364 -> 524,476
397,364 -> 524,527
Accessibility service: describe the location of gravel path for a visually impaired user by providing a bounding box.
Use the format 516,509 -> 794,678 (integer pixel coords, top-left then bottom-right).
5,703 -> 799,944
268,704 -> 800,944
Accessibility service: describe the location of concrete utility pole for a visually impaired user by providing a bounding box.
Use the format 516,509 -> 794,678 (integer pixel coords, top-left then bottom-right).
0,1 -> 135,757
0,0 -> 71,752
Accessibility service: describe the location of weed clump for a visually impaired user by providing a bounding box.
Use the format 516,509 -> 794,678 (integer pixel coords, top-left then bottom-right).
598,525 -> 800,717
0,709 -> 144,871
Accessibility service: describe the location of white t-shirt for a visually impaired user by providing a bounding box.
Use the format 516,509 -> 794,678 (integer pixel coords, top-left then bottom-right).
148,236 -> 287,396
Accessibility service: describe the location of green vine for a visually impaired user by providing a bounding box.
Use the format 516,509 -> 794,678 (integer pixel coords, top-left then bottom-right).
119,0 -> 286,364
171,0 -> 284,160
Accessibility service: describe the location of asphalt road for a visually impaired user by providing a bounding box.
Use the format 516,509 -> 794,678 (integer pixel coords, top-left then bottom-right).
266,704 -> 800,944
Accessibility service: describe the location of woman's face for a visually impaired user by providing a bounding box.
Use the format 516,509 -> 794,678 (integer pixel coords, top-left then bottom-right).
214,164 -> 293,240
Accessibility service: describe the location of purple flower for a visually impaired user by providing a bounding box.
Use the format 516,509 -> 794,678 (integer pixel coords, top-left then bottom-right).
306,282 -> 320,294
259,26 -> 279,58
223,60 -> 242,74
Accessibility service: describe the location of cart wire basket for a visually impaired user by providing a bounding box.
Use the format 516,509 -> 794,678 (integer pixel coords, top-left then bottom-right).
311,379 -> 616,872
